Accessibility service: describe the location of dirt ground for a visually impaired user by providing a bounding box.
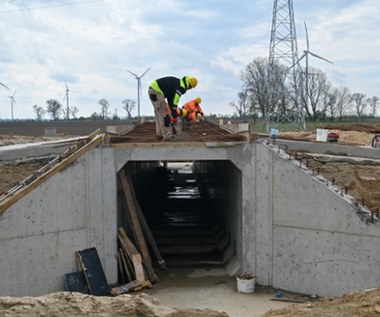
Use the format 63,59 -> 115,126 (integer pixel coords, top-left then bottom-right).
263,288 -> 380,317
0,292 -> 229,317
0,285 -> 378,317
0,124 -> 380,316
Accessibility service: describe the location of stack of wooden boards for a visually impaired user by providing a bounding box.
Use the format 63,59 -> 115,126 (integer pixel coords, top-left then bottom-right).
114,169 -> 166,294
64,169 -> 165,296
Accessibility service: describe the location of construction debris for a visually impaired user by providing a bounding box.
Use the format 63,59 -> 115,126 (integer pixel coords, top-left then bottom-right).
65,247 -> 110,296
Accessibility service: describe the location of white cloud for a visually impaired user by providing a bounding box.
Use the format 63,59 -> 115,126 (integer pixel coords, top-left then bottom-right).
0,0 -> 379,120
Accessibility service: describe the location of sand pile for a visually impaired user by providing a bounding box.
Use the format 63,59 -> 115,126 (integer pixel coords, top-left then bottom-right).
0,292 -> 230,317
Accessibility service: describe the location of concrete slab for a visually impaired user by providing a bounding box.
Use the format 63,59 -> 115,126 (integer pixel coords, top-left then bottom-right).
143,267 -> 307,317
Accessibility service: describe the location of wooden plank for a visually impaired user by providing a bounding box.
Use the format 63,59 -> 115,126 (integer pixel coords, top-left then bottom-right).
118,227 -> 147,284
118,227 -> 139,255
75,251 -> 83,271
0,133 -> 105,214
117,251 -> 126,284
111,279 -> 142,296
78,247 -> 110,296
118,170 -> 158,282
119,247 -> 133,282
125,172 -> 166,270
110,278 -> 154,296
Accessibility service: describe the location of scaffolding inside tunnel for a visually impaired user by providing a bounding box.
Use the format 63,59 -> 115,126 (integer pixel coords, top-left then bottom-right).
117,160 -> 241,271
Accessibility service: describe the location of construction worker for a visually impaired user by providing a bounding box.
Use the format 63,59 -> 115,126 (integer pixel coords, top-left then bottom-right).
179,97 -> 204,130
148,75 -> 198,140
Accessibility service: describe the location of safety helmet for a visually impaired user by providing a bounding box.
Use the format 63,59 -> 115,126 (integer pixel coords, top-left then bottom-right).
188,77 -> 198,88
181,108 -> 188,117
195,97 -> 202,104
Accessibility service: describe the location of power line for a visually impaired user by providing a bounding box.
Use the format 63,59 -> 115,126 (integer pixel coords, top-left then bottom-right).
0,0 -> 104,14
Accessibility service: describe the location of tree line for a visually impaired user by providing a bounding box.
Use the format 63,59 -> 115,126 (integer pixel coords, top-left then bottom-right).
32,98 -> 136,121
230,57 -> 379,124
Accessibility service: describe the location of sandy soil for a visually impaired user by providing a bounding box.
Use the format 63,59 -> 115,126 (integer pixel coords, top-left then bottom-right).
0,287 -> 378,317
263,288 -> 380,317
0,292 -> 229,317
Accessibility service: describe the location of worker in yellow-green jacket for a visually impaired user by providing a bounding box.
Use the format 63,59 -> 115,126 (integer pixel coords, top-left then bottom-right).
148,75 -> 198,140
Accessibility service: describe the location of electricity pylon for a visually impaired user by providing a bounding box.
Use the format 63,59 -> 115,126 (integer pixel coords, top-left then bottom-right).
268,0 -> 305,130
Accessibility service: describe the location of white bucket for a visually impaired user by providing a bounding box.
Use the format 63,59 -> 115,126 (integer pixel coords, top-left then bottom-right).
316,129 -> 328,142
270,128 -> 279,139
236,276 -> 255,293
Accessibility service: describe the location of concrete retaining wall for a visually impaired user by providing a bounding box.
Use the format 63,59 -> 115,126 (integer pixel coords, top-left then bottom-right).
0,140 -> 379,297
252,142 -> 380,297
0,147 -> 118,296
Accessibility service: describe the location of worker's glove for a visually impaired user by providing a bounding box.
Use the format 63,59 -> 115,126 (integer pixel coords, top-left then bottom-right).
171,117 -> 178,125
164,114 -> 170,127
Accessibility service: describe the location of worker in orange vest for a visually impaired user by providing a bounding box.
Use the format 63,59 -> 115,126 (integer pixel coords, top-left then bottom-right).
177,97 -> 204,130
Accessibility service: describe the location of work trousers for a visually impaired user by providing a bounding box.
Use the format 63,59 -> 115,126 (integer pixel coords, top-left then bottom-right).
148,87 -> 171,138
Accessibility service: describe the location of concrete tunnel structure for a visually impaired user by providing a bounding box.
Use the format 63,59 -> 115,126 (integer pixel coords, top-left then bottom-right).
0,124 -> 379,298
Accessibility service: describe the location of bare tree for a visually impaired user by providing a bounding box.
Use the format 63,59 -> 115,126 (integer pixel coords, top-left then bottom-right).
98,98 -> 110,120
325,87 -> 339,121
305,68 -> 329,120
241,57 -> 287,124
351,93 -> 367,119
335,86 -> 351,121
69,106 -> 79,119
46,99 -> 62,120
367,96 -> 379,117
122,99 -> 136,119
33,104 -> 45,121
230,91 -> 249,117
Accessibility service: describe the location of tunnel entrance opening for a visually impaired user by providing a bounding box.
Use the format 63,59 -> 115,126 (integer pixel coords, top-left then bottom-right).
117,160 -> 242,273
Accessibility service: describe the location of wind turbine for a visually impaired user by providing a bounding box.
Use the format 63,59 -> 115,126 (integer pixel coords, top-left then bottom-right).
296,21 -> 334,111
8,90 -> 16,121
126,67 -> 151,119
63,81 -> 70,119
0,81 -> 9,119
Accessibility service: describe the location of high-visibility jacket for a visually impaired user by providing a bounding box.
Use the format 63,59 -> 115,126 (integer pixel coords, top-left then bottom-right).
182,99 -> 203,116
149,76 -> 192,117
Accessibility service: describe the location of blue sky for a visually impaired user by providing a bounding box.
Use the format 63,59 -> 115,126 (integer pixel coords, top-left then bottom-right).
0,0 -> 379,120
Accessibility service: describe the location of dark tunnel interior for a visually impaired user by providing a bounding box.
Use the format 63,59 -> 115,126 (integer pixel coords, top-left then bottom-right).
117,160 -> 242,272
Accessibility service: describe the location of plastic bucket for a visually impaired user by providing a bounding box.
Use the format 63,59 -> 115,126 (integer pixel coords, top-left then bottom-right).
270,128 -> 279,139
236,276 -> 255,293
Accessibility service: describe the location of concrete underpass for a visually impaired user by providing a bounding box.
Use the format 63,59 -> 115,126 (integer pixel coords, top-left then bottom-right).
0,122 -> 379,298
120,160 -> 241,268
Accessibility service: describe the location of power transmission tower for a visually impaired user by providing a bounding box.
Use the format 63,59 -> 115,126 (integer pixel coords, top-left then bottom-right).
269,0 -> 305,130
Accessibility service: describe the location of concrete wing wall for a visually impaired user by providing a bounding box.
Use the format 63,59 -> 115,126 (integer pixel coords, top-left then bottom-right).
253,143 -> 380,297
0,147 -> 118,296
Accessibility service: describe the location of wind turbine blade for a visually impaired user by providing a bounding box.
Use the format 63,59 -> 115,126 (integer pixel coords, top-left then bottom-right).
126,69 -> 138,78
0,81 -> 9,90
140,67 -> 151,78
288,53 -> 307,70
12,90 -> 16,97
304,21 -> 309,51
65,81 -> 69,90
296,53 -> 307,65
308,51 -> 334,64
